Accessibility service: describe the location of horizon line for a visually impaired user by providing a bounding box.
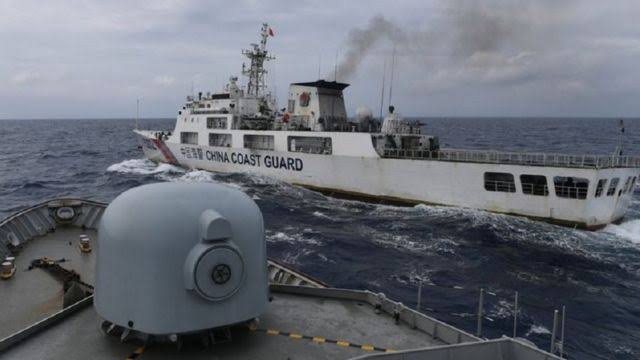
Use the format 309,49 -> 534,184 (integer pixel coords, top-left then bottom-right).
1,115 -> 639,121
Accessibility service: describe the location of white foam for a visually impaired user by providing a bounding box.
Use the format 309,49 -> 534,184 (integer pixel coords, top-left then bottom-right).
601,219 -> 640,244
108,159 -> 259,191
281,248 -> 314,265
266,231 -> 322,246
371,233 -> 428,252
312,211 -> 336,221
488,299 -> 515,319
171,170 -> 216,183
316,253 -> 333,263
525,325 -> 551,336
414,203 -> 431,211
107,159 -> 185,176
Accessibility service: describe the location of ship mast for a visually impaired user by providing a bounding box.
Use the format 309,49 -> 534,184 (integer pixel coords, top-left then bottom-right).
241,23 -> 274,97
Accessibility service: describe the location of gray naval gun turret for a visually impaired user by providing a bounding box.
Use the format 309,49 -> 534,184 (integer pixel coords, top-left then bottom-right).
95,182 -> 268,341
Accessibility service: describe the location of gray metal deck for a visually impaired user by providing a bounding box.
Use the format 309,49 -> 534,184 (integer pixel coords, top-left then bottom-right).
0,198 -> 563,359
0,228 -> 97,339
1,287 -> 450,360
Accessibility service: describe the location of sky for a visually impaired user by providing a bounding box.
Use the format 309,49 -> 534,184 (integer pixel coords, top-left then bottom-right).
1,0 -> 639,119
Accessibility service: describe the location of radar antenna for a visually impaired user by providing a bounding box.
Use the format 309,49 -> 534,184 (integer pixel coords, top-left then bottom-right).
388,44 -> 396,107
242,23 -> 275,97
378,59 -> 387,120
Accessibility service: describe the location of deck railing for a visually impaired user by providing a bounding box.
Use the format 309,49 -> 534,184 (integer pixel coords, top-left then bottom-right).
382,148 -> 640,169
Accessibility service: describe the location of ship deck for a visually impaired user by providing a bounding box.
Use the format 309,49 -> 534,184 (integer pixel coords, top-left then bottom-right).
0,226 -> 467,360
0,227 -> 97,339
383,148 -> 640,169
0,199 -> 562,359
2,287 -> 447,360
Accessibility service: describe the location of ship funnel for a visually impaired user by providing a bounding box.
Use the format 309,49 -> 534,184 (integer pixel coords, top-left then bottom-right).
95,183 -> 268,342
388,105 -> 395,114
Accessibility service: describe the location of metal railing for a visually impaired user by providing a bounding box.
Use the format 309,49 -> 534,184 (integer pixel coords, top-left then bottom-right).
521,183 -> 549,196
484,180 -> 516,193
554,185 -> 588,199
382,148 -> 640,169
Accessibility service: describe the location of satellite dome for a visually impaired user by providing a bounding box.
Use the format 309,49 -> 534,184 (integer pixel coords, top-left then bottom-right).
95,183 -> 268,337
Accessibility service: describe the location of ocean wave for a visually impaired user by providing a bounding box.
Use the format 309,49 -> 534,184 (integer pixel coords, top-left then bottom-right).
280,248 -> 315,265
316,252 -> 333,263
166,170 -> 215,183
20,182 -> 48,189
106,158 -> 185,176
369,231 -> 429,253
107,159 -> 248,189
391,268 -> 436,286
525,324 -> 551,336
266,230 -> 323,246
488,299 -> 516,320
601,220 -> 640,244
312,211 -> 337,221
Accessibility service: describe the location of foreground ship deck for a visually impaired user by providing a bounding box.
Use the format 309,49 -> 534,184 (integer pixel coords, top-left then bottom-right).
2,287 -> 557,360
0,199 -> 562,359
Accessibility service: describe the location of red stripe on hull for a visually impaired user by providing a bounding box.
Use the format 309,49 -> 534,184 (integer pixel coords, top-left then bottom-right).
151,139 -> 178,165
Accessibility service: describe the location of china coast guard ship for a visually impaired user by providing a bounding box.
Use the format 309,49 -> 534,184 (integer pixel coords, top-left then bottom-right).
136,23 -> 640,229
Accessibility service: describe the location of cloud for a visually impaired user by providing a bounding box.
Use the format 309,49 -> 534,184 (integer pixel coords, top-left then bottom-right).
154,75 -> 175,86
0,0 -> 639,118
11,71 -> 42,85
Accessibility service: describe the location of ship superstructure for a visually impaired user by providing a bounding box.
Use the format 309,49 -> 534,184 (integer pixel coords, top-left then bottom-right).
136,23 -> 640,229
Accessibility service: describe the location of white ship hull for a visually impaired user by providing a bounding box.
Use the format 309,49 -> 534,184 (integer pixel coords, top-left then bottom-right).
134,24 -> 639,230
137,132 -> 637,229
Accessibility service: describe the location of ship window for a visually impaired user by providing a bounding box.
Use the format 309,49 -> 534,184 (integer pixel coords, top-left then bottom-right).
554,176 -> 588,199
288,136 -> 332,155
207,116 -> 227,129
607,178 -> 620,196
209,133 -> 232,147
595,179 -> 608,198
484,172 -> 516,193
520,175 -> 548,196
244,134 -> 274,151
623,177 -> 632,193
626,176 -> 636,193
180,132 -> 198,145
287,99 -> 295,113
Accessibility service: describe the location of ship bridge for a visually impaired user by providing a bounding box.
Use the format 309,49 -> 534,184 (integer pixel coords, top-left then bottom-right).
286,80 -> 351,132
